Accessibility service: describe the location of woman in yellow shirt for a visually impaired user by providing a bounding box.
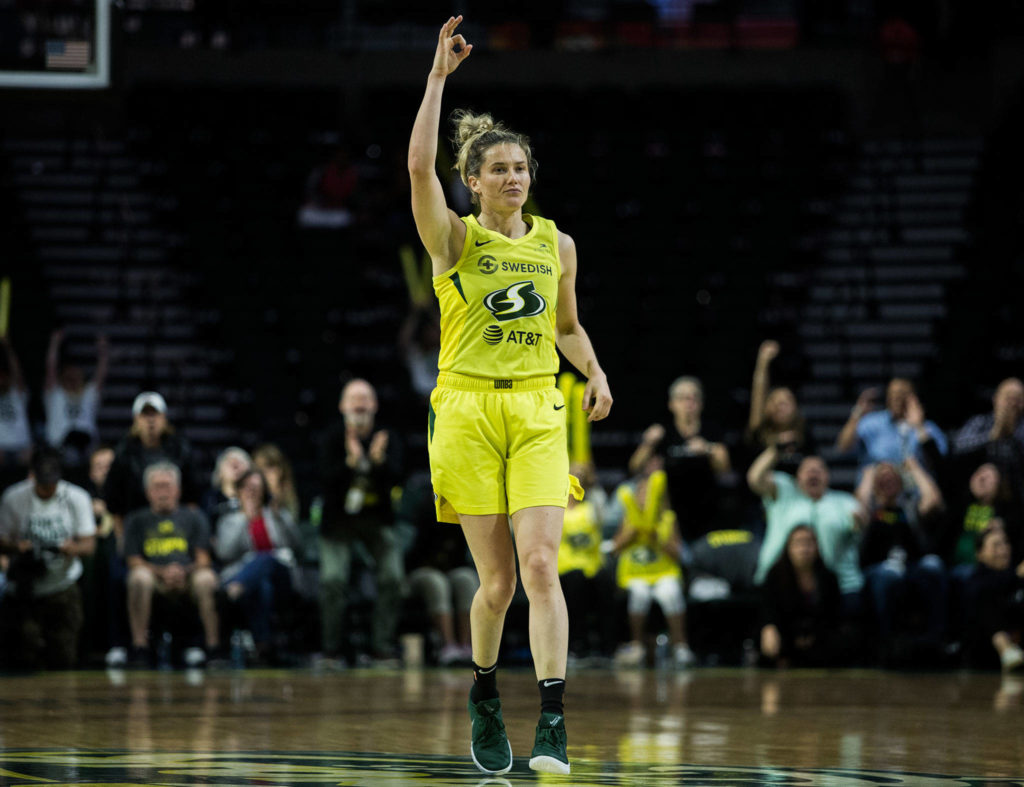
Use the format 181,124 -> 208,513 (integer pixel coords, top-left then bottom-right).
611,469 -> 696,669
408,16 -> 613,777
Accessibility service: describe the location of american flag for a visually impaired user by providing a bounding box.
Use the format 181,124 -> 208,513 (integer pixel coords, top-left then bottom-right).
45,40 -> 92,71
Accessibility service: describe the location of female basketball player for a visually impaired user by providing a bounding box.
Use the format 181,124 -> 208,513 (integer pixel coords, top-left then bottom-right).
408,15 -> 613,776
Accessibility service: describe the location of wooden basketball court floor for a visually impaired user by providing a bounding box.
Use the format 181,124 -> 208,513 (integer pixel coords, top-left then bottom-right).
0,667 -> 1021,786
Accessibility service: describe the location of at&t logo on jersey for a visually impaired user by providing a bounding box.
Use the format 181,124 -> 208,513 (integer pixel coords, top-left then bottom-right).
482,325 -> 543,348
483,280 -> 546,322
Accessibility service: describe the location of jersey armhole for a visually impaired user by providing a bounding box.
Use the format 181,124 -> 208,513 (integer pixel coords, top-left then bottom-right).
550,220 -> 565,280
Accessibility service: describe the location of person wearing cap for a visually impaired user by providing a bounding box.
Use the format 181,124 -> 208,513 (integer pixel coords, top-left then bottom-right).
100,391 -> 199,668
0,446 -> 96,669
104,391 -> 200,529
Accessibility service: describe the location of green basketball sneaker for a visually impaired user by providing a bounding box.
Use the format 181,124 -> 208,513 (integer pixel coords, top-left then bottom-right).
468,694 -> 513,775
529,711 -> 570,774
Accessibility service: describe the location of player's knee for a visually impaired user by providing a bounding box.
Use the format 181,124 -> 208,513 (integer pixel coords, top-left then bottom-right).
478,572 -> 516,614
519,549 -> 557,592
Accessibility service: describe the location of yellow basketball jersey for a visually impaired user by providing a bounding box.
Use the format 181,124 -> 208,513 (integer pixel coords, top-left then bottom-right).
615,509 -> 683,589
558,500 -> 604,579
432,213 -> 561,379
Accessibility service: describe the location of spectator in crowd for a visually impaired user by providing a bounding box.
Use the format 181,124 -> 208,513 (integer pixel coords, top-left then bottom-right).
684,527 -> 761,602
102,391 -> 199,667
952,377 -> 1024,504
201,446 -> 252,524
744,340 -> 816,477
123,461 -> 220,668
610,468 -> 695,668
835,378 -> 947,476
748,447 -> 868,615
855,459 -> 949,661
319,378 -> 404,664
83,443 -> 131,668
43,330 -> 109,463
943,462 -> 1022,570
85,445 -> 115,535
0,447 -> 95,669
629,376 -> 731,543
0,338 -> 32,483
397,301 -> 441,406
399,471 -> 477,666
759,525 -> 848,668
80,444 -> 116,664
961,525 -> 1024,672
558,470 -> 617,662
855,457 -> 945,546
252,443 -> 301,522
297,144 -> 358,229
104,392 -> 200,529
215,468 -> 304,665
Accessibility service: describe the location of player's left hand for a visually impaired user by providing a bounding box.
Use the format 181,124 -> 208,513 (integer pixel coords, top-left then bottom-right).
583,373 -> 613,422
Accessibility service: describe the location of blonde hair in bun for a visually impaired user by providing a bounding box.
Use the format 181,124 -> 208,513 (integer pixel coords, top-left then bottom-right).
451,109 -> 537,205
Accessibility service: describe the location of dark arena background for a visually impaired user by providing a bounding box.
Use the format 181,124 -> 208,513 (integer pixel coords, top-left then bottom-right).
1,1 -> 1024,785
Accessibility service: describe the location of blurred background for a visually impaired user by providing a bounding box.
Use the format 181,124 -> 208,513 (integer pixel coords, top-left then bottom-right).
3,0 -> 1024,502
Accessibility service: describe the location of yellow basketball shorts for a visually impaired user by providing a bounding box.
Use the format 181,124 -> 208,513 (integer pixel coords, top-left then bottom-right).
427,372 -> 582,524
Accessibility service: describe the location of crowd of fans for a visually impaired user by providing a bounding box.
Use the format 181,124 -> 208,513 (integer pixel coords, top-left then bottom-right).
0,331 -> 1022,674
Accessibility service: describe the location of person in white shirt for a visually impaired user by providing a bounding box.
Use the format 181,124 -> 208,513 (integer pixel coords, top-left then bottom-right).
0,447 -> 96,669
43,330 -> 109,453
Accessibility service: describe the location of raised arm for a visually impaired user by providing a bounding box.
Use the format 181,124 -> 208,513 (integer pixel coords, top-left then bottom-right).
747,444 -> 779,499
408,16 -> 472,274
1,338 -> 26,392
903,455 -> 943,516
749,340 -> 778,433
93,334 -> 110,389
555,232 -> 612,422
45,329 -> 63,391
836,388 -> 877,453
854,463 -> 877,509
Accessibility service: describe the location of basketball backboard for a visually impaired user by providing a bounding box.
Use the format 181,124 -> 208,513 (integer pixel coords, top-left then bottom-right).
0,0 -> 110,89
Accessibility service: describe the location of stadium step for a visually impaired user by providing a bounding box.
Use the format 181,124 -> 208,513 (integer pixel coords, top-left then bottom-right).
6,133 -> 241,457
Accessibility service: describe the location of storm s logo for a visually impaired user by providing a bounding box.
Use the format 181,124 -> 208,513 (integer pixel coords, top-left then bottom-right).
483,280 -> 546,322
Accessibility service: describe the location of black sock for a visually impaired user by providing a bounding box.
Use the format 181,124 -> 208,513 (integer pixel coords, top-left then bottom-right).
538,677 -> 565,716
471,661 -> 499,703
